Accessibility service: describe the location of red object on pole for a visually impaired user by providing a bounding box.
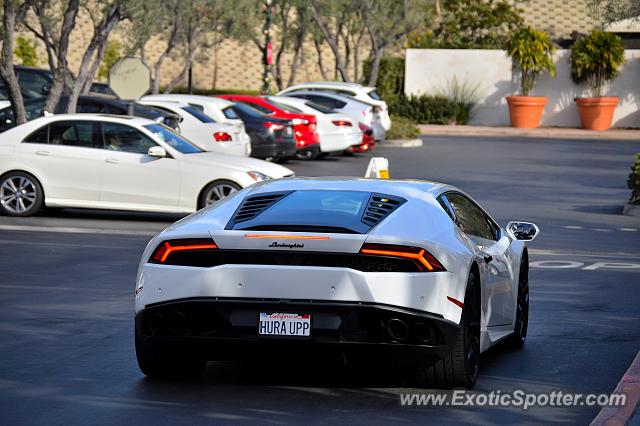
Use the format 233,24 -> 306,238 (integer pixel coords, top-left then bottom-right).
266,41 -> 273,65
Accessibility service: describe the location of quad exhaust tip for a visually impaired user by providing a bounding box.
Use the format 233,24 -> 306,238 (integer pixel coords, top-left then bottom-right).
386,318 -> 409,341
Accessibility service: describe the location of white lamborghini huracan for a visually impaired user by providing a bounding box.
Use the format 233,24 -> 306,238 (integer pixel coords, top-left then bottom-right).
135,178 -> 538,388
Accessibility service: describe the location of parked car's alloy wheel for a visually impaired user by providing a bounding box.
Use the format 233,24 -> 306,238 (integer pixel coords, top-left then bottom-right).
418,271 -> 480,389
0,172 -> 43,217
509,251 -> 529,348
199,180 -> 241,209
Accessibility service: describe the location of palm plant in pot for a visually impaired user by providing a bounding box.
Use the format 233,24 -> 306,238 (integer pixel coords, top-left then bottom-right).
506,27 -> 556,128
570,30 -> 625,130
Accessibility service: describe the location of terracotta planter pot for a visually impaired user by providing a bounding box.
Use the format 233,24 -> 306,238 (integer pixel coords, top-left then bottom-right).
506,96 -> 548,128
576,97 -> 618,131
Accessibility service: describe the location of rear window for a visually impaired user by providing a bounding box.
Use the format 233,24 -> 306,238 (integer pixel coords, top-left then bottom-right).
303,101 -> 334,114
231,102 -> 266,119
230,190 -> 404,234
268,100 -> 302,113
221,105 -> 239,119
367,89 -> 382,100
182,105 -> 215,123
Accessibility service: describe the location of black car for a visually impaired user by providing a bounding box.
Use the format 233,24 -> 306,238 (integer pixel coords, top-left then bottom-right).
230,101 -> 296,162
0,94 -> 180,133
0,65 -> 120,100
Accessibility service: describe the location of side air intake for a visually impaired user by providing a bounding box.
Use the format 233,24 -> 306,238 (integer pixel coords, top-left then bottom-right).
228,191 -> 290,226
361,193 -> 406,227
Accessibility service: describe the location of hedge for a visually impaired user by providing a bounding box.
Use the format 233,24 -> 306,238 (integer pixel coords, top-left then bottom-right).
389,94 -> 472,125
386,114 -> 420,140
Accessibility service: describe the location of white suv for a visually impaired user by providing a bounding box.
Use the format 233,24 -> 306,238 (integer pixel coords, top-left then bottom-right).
277,82 -> 391,131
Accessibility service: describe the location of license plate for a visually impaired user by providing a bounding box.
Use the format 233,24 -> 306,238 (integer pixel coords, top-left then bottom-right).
286,126 -> 292,135
258,312 -> 311,337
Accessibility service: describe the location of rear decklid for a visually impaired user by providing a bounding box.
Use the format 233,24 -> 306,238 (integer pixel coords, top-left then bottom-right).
211,189 -> 406,253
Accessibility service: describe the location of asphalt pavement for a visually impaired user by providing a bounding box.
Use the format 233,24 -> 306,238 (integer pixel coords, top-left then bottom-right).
0,135 -> 639,425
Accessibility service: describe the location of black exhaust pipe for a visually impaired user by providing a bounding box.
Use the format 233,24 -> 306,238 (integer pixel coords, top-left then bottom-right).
414,322 -> 435,344
386,318 -> 409,341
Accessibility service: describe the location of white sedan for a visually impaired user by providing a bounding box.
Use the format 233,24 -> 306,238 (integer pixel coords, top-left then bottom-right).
138,99 -> 250,156
277,81 -> 392,131
0,114 -> 293,216
267,96 -> 362,153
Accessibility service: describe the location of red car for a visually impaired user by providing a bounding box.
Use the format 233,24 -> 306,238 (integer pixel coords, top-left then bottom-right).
346,122 -> 376,154
218,95 -> 321,159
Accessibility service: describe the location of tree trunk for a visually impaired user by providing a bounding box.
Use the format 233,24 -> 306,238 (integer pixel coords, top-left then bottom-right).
314,39 -> 328,80
310,1 -> 350,81
163,29 -> 200,94
367,47 -> 384,87
0,1 -> 27,124
67,4 -> 122,113
81,39 -> 109,94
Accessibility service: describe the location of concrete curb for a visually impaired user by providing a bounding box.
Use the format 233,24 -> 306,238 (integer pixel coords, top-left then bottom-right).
623,203 -> 640,217
380,138 -> 423,148
591,351 -> 640,426
418,124 -> 640,141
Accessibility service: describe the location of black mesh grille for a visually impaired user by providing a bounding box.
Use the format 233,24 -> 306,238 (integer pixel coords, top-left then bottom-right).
361,194 -> 406,227
163,249 -> 422,272
230,192 -> 290,224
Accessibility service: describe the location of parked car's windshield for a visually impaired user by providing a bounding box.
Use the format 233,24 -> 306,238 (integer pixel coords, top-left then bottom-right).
182,105 -> 216,123
143,123 -> 202,154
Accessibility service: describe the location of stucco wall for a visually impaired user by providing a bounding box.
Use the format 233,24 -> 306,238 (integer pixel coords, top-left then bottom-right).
405,49 -> 640,128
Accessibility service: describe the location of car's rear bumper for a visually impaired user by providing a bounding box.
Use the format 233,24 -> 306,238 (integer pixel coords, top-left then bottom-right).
135,298 -> 459,365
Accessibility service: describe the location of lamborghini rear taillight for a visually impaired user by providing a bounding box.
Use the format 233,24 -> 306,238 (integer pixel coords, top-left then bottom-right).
359,243 -> 446,272
150,238 -> 218,264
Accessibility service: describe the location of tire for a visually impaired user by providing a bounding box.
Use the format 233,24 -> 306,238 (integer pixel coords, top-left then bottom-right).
276,156 -> 291,164
418,271 -> 481,389
295,146 -> 321,161
0,171 -> 44,217
508,251 -> 529,349
198,180 -> 241,209
135,328 -> 206,379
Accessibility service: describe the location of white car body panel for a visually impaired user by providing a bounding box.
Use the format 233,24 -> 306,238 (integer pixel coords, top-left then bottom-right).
138,100 -> 250,156
278,81 -> 391,131
267,96 -> 361,152
136,178 -> 530,353
281,91 -> 386,141
0,114 -> 293,213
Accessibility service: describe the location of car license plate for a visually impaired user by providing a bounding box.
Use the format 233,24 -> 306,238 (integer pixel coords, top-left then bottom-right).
286,126 -> 292,135
258,312 -> 311,337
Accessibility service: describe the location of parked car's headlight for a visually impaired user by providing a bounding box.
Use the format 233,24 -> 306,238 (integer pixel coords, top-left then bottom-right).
247,171 -> 271,182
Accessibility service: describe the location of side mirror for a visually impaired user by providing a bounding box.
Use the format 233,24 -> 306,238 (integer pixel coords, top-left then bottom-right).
506,221 -> 539,241
148,146 -> 167,158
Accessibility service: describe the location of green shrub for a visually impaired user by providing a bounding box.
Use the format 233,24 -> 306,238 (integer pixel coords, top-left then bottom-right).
389,94 -> 472,125
167,86 -> 260,96
14,37 -> 38,67
362,57 -> 404,100
628,153 -> 640,205
386,115 -> 420,140
99,41 -> 123,80
570,30 -> 625,97
506,27 -> 556,96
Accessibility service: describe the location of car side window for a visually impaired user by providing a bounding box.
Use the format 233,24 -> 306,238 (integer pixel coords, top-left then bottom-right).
102,122 -> 157,154
23,125 -> 49,144
242,102 -> 272,114
48,121 -> 100,148
444,193 -> 496,241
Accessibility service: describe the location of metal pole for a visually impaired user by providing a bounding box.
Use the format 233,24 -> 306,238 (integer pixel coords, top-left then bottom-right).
261,0 -> 272,94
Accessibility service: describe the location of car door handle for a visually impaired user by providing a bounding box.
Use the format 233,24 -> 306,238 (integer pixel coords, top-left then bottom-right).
35,150 -> 50,156
105,158 -> 119,164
